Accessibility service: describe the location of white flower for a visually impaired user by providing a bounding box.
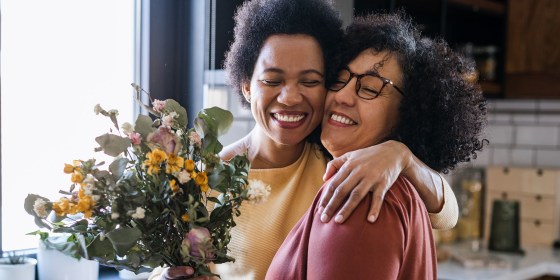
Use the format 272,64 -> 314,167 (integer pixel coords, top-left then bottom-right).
83,174 -> 96,187
33,198 -> 49,218
92,195 -> 101,202
121,122 -> 134,135
176,170 -> 191,184
247,179 -> 271,205
189,131 -> 202,147
94,104 -> 103,115
111,212 -> 120,220
131,207 -> 146,219
108,109 -> 119,116
162,112 -> 178,128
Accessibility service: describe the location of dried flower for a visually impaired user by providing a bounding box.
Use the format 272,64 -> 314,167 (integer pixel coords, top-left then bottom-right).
247,179 -> 271,205
25,86 -> 250,277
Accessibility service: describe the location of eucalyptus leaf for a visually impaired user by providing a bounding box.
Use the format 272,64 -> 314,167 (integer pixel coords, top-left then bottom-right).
109,157 -> 129,180
106,227 -> 142,256
87,234 -> 116,259
134,114 -> 155,139
164,99 -> 188,129
196,107 -> 233,136
24,194 -> 50,215
95,134 -> 131,157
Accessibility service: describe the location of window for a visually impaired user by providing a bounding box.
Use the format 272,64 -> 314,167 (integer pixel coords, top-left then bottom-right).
1,0 -> 134,251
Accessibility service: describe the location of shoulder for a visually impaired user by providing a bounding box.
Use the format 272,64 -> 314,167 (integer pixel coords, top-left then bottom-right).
219,136 -> 250,161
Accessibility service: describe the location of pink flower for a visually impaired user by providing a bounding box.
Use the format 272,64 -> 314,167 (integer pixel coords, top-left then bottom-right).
162,112 -> 178,128
189,131 -> 202,147
129,132 -> 142,145
181,227 -> 215,261
152,99 -> 166,113
147,127 -> 182,154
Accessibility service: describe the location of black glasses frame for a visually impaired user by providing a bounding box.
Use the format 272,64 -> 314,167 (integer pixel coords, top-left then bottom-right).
328,67 -> 405,99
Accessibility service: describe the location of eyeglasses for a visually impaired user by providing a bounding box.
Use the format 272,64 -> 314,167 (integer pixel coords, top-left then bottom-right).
328,67 -> 405,99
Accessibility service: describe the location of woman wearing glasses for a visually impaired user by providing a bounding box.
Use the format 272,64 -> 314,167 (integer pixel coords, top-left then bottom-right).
155,1 -> 461,279
267,12 -> 487,279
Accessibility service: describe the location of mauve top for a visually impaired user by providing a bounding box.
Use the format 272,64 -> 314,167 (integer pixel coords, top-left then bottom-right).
266,176 -> 437,280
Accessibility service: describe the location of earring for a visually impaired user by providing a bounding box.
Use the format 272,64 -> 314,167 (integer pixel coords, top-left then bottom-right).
246,96 -> 251,103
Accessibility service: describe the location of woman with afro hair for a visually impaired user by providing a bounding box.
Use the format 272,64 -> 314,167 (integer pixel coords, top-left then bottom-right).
267,11 -> 487,280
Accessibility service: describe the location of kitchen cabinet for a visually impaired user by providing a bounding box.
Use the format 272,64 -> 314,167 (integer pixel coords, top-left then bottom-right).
353,0 -> 560,99
504,0 -> 560,99
484,167 -> 560,248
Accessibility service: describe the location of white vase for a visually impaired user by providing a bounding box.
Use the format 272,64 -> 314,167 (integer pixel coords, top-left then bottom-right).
119,269 -> 152,279
37,242 -> 99,280
0,257 -> 37,280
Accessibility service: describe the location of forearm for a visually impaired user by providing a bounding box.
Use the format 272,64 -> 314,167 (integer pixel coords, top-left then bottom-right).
401,153 -> 444,213
401,152 -> 458,229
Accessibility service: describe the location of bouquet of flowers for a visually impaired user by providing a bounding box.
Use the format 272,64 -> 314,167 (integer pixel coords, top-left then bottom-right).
24,84 -> 266,277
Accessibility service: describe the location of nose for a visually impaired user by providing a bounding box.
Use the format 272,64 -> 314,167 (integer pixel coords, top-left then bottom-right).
333,78 -> 357,106
277,83 -> 303,106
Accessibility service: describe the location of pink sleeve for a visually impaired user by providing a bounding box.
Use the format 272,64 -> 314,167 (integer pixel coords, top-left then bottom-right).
306,177 -> 436,280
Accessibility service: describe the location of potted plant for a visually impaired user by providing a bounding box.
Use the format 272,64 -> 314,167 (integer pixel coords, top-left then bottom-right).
0,251 -> 37,280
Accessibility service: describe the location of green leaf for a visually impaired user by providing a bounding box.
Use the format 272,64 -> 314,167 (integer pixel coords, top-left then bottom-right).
134,114 -> 155,139
95,134 -> 131,157
109,157 -> 129,180
195,107 -> 233,137
87,235 -> 116,259
106,227 -> 142,257
24,194 -> 49,215
164,99 -> 188,129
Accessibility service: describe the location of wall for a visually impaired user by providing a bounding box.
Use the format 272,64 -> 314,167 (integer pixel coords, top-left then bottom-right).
465,99 -> 560,169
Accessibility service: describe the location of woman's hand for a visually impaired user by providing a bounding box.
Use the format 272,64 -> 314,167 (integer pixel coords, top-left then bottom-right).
318,140 -> 445,224
160,267 -> 210,280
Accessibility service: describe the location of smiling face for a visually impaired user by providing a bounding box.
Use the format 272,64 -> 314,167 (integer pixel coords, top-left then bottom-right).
321,49 -> 404,158
242,34 -> 326,147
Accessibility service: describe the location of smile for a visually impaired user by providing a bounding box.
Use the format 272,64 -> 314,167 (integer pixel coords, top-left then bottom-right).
330,113 -> 356,125
273,113 -> 305,122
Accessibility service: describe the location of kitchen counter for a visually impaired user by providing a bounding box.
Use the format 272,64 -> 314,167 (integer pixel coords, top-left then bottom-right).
438,242 -> 560,280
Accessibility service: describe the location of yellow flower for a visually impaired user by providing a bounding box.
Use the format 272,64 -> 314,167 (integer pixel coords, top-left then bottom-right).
166,154 -> 184,174
200,184 -> 209,193
63,164 -> 75,174
170,179 -> 180,193
144,148 -> 167,175
181,213 -> 190,222
71,172 -> 84,184
194,171 -> 208,186
74,189 -> 95,218
52,198 -> 70,216
64,160 -> 82,174
184,159 -> 195,172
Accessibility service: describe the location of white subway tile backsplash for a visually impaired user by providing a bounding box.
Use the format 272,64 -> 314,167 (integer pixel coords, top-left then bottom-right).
492,147 -> 511,165
535,149 -> 560,168
471,146 -> 491,167
493,100 -> 538,111
491,113 -> 512,123
538,114 -> 560,124
512,114 -> 538,124
487,124 -> 514,145
515,126 -> 559,147
537,100 -> 560,111
510,148 -> 535,166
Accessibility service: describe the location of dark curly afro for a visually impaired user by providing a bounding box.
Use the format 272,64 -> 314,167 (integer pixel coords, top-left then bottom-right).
224,0 -> 344,109
339,12 -> 488,173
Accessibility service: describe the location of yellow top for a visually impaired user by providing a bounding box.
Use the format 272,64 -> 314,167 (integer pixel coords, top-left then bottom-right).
149,142 -> 458,280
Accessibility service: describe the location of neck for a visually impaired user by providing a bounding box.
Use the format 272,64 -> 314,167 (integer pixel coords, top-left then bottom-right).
246,127 -> 306,169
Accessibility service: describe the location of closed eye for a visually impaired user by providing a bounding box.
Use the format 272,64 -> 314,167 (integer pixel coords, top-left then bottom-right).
259,79 -> 281,86
301,80 -> 322,87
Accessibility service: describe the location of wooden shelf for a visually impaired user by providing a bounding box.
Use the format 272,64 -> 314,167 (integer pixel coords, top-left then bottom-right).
448,0 -> 506,15
480,81 -> 502,95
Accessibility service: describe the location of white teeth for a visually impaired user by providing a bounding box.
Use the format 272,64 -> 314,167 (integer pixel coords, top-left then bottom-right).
330,113 -> 355,125
274,113 -> 305,122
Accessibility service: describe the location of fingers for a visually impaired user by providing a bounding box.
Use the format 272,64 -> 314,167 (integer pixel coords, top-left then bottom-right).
319,176 -> 359,223
323,157 -> 345,181
162,266 -> 195,280
329,183 -> 371,224
367,187 -> 388,223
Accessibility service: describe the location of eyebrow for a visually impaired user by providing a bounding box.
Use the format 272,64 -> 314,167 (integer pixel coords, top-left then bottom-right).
262,68 -> 324,77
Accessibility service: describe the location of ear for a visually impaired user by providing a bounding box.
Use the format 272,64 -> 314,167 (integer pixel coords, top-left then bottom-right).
241,80 -> 251,102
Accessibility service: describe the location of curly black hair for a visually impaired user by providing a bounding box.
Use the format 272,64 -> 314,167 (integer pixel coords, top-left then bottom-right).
339,12 -> 488,173
223,0 -> 344,109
